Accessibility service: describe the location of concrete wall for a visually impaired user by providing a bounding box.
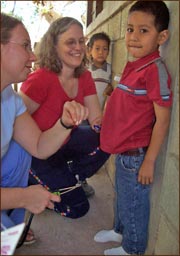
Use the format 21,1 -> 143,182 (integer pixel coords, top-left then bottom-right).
86,1 -> 179,255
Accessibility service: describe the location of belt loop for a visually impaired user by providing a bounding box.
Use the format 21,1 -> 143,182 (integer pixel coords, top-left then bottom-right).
139,147 -> 148,154
139,147 -> 144,154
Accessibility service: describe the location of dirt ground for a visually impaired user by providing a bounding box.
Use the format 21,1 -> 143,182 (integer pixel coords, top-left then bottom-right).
15,166 -> 120,255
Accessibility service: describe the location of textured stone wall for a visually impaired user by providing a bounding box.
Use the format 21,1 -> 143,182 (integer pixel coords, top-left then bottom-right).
86,1 -> 179,255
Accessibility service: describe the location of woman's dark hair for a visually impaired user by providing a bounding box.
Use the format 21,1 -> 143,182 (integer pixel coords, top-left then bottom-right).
36,17 -> 87,77
89,32 -> 111,49
129,1 -> 170,32
1,13 -> 24,44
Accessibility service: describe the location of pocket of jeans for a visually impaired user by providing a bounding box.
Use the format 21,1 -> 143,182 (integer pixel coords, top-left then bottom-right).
120,155 -> 136,172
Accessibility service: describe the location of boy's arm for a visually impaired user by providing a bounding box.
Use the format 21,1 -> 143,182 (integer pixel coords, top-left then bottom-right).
138,102 -> 171,185
103,83 -> 114,96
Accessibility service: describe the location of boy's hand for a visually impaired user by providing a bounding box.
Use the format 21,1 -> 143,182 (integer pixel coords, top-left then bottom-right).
138,159 -> 155,185
103,84 -> 113,96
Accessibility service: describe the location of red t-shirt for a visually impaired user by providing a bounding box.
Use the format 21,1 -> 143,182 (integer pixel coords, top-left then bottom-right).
100,51 -> 173,154
21,68 -> 96,131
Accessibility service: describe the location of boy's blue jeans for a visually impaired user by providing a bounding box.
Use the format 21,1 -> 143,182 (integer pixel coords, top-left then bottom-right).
114,152 -> 151,254
1,140 -> 31,229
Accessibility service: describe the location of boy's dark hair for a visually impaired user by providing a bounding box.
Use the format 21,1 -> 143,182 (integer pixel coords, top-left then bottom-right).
89,32 -> 111,49
129,1 -> 170,32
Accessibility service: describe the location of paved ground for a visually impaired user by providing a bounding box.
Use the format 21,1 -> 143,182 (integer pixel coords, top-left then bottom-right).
15,166 -> 119,255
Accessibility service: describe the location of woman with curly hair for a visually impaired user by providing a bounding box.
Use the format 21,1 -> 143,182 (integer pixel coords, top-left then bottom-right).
20,17 -> 109,201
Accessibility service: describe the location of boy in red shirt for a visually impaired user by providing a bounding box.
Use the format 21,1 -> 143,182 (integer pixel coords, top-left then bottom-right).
94,1 -> 172,255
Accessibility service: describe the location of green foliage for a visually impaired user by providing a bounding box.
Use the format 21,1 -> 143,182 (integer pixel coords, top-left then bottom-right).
1,1 -> 39,27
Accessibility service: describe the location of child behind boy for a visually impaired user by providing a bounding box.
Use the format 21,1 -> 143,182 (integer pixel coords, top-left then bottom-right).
94,1 -> 172,255
88,32 -> 113,110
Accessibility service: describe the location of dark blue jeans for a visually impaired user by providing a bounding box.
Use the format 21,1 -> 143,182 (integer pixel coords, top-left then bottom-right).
30,126 -> 110,190
114,152 -> 151,254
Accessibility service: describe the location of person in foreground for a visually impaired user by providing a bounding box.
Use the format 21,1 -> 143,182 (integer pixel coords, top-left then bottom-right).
20,17 -> 109,199
1,13 -> 88,244
94,1 -> 172,255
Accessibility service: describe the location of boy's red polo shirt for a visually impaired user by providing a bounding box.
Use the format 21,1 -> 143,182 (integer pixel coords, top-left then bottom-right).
100,51 -> 172,154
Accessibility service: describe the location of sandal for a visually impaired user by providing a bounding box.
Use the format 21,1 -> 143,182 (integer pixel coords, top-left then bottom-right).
23,229 -> 36,245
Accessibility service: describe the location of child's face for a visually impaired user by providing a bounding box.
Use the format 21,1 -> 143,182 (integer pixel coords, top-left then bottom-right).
90,39 -> 109,66
125,11 -> 166,59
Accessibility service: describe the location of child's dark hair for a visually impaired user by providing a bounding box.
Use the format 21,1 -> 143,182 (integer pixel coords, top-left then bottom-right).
89,32 -> 111,49
129,1 -> 170,32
